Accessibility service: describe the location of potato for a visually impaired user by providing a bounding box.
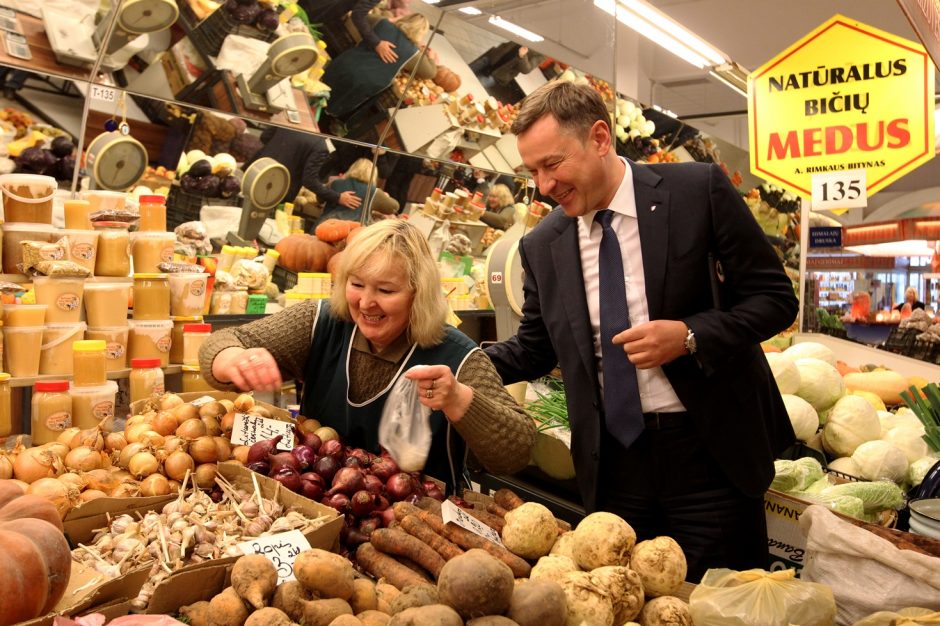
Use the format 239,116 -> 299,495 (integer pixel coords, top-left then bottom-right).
376,583 -> 401,614
303,598 -> 354,626
629,537 -> 686,598
208,586 -> 249,626
467,617 -> 519,626
570,512 -> 635,569
358,610 -> 392,626
390,583 -> 439,615
388,604 -> 463,626
232,554 -> 278,609
549,532 -> 578,562
437,549 -> 514,619
591,566 -> 644,623
179,600 -> 210,626
501,502 -> 559,559
330,615 -> 365,626
272,580 -> 313,621
530,555 -> 579,584
350,578 -> 379,614
557,571 -> 613,626
295,548 -> 356,600
245,607 -> 293,626
637,596 -> 692,626
506,579 -> 567,626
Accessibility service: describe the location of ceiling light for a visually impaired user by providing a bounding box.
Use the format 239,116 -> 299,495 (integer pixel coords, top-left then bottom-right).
459,6 -> 482,14
423,0 -> 440,4
488,15 -> 544,42
594,0 -> 711,68
845,240 -> 934,257
708,69 -> 747,97
618,0 -> 725,66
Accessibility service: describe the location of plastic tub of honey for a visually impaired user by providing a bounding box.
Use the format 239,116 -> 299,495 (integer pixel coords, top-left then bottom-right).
2,325 -> 43,376
61,229 -> 99,274
85,326 -> 129,372
3,304 -> 47,327
128,319 -> 172,367
83,190 -> 127,214
0,173 -> 56,223
33,276 -> 85,323
64,199 -> 92,230
84,279 -> 131,327
132,273 -> 170,320
167,272 -> 208,317
38,322 -> 86,376
1,222 -> 55,274
130,232 -> 175,273
69,380 -> 118,430
92,221 -> 130,277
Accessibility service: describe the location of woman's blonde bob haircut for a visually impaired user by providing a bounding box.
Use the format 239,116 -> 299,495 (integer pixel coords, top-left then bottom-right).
330,220 -> 447,347
487,183 -> 514,208
396,13 -> 430,46
346,158 -> 377,186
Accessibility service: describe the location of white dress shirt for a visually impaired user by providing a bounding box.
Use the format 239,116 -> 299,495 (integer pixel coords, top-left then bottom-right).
577,158 -> 686,413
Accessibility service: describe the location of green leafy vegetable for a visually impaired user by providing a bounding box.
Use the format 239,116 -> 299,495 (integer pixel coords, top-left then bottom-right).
527,378 -> 569,433
900,383 -> 940,453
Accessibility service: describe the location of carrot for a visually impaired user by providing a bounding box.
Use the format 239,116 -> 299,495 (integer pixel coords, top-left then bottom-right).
440,522 -> 531,578
401,515 -> 464,561
462,507 -> 505,532
356,543 -> 431,590
486,502 -> 509,518
370,528 -> 447,579
493,488 -> 525,511
393,502 -> 444,532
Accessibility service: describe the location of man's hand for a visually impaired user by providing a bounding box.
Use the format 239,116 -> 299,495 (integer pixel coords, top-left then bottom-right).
612,319 -> 689,369
375,40 -> 398,63
518,46 -> 529,57
338,191 -> 362,209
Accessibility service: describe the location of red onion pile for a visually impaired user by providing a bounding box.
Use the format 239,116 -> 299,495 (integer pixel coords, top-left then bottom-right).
244,429 -> 445,548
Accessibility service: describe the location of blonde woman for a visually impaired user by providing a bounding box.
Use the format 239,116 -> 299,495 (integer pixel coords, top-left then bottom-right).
201,220 -> 536,491
316,158 -> 399,225
323,13 -> 435,122
479,183 -> 517,230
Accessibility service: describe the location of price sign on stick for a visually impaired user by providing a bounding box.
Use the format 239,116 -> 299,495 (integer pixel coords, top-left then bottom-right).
230,413 -> 294,451
442,499 -> 503,545
238,530 -> 312,584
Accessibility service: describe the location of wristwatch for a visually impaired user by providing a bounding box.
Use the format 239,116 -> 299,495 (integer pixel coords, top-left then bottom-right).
683,324 -> 697,355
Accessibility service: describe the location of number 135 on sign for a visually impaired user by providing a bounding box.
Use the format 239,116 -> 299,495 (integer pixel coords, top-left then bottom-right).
811,169 -> 867,210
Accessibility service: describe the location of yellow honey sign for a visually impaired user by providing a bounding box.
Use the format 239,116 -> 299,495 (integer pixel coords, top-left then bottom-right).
748,15 -> 934,199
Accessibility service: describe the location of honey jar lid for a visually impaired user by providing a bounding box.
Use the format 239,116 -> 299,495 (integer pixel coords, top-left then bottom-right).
73,340 -> 106,352
133,273 -> 168,280
138,195 -> 166,204
131,358 -> 161,368
0,372 -> 10,382
35,380 -> 68,391
183,323 -> 212,333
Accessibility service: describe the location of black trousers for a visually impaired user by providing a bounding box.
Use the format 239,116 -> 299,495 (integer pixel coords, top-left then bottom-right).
598,417 -> 768,582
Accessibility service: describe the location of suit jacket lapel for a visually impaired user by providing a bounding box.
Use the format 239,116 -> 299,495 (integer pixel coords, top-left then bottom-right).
549,217 -> 597,383
631,162 -> 670,321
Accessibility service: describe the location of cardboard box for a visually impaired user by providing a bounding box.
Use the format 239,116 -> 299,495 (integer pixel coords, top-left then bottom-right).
764,489 -> 812,572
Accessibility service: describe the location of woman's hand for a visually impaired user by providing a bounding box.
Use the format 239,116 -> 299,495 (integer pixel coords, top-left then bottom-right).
338,191 -> 362,209
213,347 -> 283,392
405,365 -> 472,421
375,40 -> 398,63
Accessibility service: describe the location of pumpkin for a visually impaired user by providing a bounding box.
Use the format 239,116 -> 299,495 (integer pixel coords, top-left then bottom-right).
327,250 -> 344,280
0,481 -> 71,625
315,219 -> 361,243
274,234 -> 337,273
433,65 -> 461,93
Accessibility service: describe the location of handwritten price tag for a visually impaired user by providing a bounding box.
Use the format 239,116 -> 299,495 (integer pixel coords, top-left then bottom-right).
441,500 -> 502,545
238,530 -> 311,584
230,413 -> 294,451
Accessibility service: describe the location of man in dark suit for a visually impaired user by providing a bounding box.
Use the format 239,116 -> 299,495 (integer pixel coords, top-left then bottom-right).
484,82 -> 799,579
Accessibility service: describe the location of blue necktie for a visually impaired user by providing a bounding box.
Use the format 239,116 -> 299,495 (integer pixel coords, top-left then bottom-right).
595,210 -> 645,449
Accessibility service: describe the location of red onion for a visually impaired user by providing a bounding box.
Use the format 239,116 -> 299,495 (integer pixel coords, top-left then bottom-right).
378,507 -> 397,527
300,472 -> 325,500
268,451 -> 300,474
386,472 -> 416,502
349,490 -> 376,517
345,448 -> 371,468
411,472 -> 427,496
344,456 -> 363,469
341,525 -> 371,546
247,460 -> 270,475
293,426 -> 322,452
291,445 -> 317,471
424,481 -> 445,502
363,474 -> 384,495
319,439 -> 344,459
247,435 -> 283,464
374,494 -> 390,511
358,516 -> 381,536
369,456 -> 398,481
328,467 -> 366,496
270,467 -> 302,493
314,456 -> 340,483
322,493 -> 350,513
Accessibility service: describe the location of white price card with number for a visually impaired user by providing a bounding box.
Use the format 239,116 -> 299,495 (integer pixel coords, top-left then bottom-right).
811,169 -> 867,210
238,530 -> 311,584
230,413 -> 294,451
189,395 -> 217,407
441,499 -> 503,545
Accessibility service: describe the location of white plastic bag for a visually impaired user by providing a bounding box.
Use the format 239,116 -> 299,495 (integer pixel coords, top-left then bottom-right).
379,367 -> 433,472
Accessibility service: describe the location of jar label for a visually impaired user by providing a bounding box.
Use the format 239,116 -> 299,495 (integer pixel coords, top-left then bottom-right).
191,279 -> 206,297
106,342 -> 125,359
57,293 -> 80,312
92,400 -> 114,419
160,246 -> 174,262
46,411 -> 72,431
156,334 -> 172,353
72,242 -> 95,260
41,246 -> 65,261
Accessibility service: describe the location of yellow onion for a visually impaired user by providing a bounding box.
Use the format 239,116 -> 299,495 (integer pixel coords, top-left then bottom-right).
65,446 -> 104,472
163,436 -> 186,453
213,437 -> 232,463
234,393 -> 255,412
220,412 -> 236,436
164,450 -> 194,481
83,468 -> 120,493
198,401 -> 226,420
118,442 -> 147,469
314,426 -> 340,443
80,489 -> 108,503
57,427 -> 81,446
176,418 -> 207,440
231,445 -> 249,465
193,463 -> 218,489
189,436 -> 218,464
13,446 -> 64,483
0,454 -> 12,480
41,442 -> 70,461
140,473 -> 171,497
69,426 -> 104,451
104,432 -> 127,452
171,403 -> 199,425
128,451 -> 159,478
58,472 -> 86,491
160,393 -> 184,411
27,477 -> 79,518
125,422 -> 153,444
125,413 -> 153,428
219,399 -> 235,413
109,482 -> 140,497
151,411 -> 179,437
167,480 -> 181,494
201,416 -> 221,437
137,431 -> 165,448
298,418 -> 321,435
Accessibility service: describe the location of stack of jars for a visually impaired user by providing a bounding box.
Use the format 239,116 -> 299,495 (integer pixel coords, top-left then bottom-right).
69,339 -> 117,430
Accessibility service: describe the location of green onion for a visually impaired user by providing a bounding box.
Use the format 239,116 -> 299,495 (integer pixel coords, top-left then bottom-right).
901,383 -> 940,453
527,378 -> 570,433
